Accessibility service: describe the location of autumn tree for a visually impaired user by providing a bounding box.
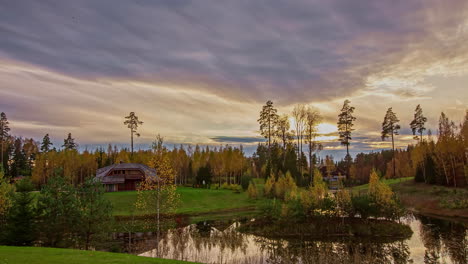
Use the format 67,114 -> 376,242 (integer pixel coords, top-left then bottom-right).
305,107 -> 322,179
337,100 -> 356,162
276,114 -> 291,151
137,135 -> 179,256
41,134 -> 53,152
258,101 -> 279,177
124,112 -> 143,156
0,112 -> 10,169
62,133 -> 77,150
292,104 -> 307,176
382,107 -> 400,179
410,104 -> 427,142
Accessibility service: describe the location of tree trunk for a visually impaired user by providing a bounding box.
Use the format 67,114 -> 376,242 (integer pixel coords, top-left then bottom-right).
391,131 -> 396,178
0,139 -> 3,169
131,129 -> 134,157
450,155 -> 457,188
156,179 -> 160,257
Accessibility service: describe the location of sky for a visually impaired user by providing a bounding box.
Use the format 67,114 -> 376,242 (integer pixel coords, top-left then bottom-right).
0,0 -> 467,158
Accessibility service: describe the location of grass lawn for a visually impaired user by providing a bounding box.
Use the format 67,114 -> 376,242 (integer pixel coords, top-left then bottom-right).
0,246 -> 196,264
351,177 -> 414,193
106,186 -> 268,216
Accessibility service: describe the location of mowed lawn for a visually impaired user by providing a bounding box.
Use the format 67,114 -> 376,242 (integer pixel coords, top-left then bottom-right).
351,177 -> 414,193
106,187 -> 266,216
0,246 -> 196,264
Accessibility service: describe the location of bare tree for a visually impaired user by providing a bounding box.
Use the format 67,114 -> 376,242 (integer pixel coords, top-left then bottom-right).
305,107 -> 323,179
292,104 -> 307,176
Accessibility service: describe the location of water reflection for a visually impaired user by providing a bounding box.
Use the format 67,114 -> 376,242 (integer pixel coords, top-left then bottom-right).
131,215 -> 467,264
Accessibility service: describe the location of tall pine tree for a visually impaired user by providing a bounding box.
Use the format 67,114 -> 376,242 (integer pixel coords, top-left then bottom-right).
62,133 -> 77,150
410,104 -> 427,143
41,134 -> 53,152
124,112 -> 143,157
337,100 -> 356,177
258,100 -> 279,177
382,107 -> 400,178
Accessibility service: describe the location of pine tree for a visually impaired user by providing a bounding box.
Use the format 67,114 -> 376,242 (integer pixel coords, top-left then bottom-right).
381,107 -> 400,179
410,104 -> 427,142
337,100 -> 356,178
337,100 -> 356,158
41,134 -> 53,152
62,133 -> 77,150
257,101 -> 279,177
0,112 -> 10,169
124,112 -> 143,156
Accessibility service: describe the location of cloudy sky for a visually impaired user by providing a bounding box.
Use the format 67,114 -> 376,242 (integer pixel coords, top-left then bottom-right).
1,0 -> 467,158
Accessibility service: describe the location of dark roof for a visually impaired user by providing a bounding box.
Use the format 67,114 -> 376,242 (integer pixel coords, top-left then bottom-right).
95,163 -> 157,183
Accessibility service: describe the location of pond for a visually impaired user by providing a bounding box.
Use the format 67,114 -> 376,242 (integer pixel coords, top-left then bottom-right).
119,214 -> 467,264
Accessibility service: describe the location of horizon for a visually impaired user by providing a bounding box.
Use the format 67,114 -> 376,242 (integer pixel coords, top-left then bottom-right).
1,0 -> 467,159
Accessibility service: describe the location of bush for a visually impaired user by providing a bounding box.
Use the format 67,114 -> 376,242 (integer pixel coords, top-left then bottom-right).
260,199 -> 281,220
15,177 -> 35,192
274,171 -> 297,199
241,175 -> 252,190
264,176 -> 276,197
351,195 -> 376,219
247,182 -> 258,199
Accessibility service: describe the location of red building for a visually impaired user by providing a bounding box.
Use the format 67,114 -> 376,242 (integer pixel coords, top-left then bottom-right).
96,163 -> 157,192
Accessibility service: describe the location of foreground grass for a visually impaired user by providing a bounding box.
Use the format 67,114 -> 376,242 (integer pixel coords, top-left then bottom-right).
391,180 -> 468,219
106,186 -> 268,217
0,246 -> 196,264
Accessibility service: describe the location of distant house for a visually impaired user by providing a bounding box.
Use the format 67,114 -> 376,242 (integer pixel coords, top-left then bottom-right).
96,162 -> 157,192
317,165 -> 347,190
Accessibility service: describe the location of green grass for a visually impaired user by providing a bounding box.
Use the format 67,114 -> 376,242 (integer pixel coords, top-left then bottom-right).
106,187 -> 268,216
351,177 -> 414,192
0,246 -> 196,264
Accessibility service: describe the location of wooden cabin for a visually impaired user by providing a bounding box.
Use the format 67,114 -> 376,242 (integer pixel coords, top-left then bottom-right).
96,162 -> 157,192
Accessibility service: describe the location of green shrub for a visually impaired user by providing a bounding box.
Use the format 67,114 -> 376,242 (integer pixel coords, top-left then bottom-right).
241,175 -> 252,190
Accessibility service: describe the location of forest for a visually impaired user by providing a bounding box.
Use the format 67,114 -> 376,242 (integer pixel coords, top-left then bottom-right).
0,100 -> 467,189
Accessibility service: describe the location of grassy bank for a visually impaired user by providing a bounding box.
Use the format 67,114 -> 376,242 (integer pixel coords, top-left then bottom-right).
106,186 -> 268,217
351,177 -> 414,193
391,180 -> 468,219
0,246 -> 196,264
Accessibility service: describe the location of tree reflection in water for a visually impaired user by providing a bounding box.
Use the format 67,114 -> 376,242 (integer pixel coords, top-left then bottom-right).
132,215 -> 466,264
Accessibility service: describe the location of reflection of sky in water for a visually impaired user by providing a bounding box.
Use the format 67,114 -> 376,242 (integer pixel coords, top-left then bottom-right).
138,216 -> 467,264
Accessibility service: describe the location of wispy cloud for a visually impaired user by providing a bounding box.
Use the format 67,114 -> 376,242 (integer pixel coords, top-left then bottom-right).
1,0 -> 467,157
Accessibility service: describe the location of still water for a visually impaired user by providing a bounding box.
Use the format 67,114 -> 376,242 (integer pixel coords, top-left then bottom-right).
122,214 -> 467,264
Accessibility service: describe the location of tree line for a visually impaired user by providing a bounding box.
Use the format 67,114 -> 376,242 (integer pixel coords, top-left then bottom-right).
255,100 -> 467,188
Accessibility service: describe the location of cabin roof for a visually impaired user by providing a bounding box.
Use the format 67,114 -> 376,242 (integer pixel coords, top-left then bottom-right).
96,163 -> 157,181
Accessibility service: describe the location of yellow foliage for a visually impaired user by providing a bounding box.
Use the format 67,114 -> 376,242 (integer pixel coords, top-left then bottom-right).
335,184 -> 352,216
310,169 -> 327,205
136,153 -> 180,216
368,169 -> 395,207
264,176 -> 276,197
274,171 -> 297,199
247,182 -> 258,199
